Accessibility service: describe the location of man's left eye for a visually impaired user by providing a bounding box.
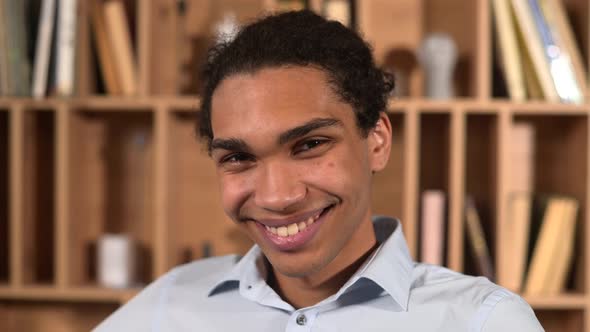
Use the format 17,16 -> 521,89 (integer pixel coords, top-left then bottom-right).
294,138 -> 329,154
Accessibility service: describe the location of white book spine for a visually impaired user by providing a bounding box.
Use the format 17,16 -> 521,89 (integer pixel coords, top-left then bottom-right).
55,0 -> 77,96
32,0 -> 57,99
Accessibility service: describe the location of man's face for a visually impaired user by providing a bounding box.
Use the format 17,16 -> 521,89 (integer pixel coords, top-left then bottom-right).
210,66 -> 391,278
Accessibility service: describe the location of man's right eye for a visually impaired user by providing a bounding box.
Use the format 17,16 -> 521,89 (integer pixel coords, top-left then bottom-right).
219,153 -> 254,167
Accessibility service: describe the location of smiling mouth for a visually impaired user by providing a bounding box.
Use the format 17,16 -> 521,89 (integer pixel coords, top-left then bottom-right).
260,204 -> 334,238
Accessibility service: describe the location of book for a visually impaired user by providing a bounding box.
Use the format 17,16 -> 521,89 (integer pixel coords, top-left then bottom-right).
524,196 -> 578,295
498,123 -> 535,291
545,198 -> 578,295
509,0 -> 559,102
500,193 -> 533,292
0,0 -> 8,95
492,0 -> 525,101
55,0 -> 77,96
540,0 -> 588,101
103,0 -> 137,96
527,0 -> 583,103
420,190 -> 446,266
509,123 -> 535,193
90,0 -> 121,95
464,196 -> 494,281
3,0 -> 32,96
32,0 -> 57,98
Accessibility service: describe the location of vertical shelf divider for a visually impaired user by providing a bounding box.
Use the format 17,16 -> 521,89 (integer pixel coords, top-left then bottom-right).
9,103 -> 24,288
495,106 -> 511,288
586,112 -> 590,330
403,105 -> 419,259
55,103 -> 70,289
153,104 -> 170,277
448,106 -> 466,272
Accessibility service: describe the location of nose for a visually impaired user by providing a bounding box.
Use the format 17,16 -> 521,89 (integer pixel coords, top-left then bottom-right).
253,160 -> 306,212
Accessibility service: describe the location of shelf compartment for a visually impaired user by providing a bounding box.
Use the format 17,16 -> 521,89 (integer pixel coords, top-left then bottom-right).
463,113 -> 498,278
68,110 -> 155,286
534,308 -> 585,332
0,300 -> 118,332
21,109 -> 56,285
166,111 -> 252,269
417,113 -> 451,266
0,110 -> 8,283
512,113 -> 588,294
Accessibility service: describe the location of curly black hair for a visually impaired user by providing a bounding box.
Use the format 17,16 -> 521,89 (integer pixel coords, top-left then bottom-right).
198,10 -> 394,151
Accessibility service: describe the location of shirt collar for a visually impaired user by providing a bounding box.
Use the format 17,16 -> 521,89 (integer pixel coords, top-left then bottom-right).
208,217 -> 414,311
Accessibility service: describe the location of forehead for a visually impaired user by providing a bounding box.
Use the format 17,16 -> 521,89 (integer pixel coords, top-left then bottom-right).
210,66 -> 354,139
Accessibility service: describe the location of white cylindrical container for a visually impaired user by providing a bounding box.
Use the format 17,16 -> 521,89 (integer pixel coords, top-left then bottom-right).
97,234 -> 136,288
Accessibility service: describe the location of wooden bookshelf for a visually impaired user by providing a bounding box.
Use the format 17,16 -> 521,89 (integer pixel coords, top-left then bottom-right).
1,0 -> 590,331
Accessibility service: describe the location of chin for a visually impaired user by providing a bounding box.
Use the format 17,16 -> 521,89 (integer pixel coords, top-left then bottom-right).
265,249 -> 331,278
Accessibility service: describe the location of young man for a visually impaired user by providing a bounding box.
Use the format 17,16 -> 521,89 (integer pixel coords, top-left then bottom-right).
96,10 -> 543,331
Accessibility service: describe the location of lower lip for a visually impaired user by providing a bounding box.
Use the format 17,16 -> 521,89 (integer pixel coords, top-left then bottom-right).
256,207 -> 332,252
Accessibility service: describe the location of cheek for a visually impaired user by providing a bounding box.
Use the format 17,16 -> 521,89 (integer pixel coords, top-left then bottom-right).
218,174 -> 252,218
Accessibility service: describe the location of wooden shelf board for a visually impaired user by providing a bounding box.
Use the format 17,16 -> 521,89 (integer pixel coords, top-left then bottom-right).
524,293 -> 588,310
0,285 -> 140,303
0,97 -> 587,115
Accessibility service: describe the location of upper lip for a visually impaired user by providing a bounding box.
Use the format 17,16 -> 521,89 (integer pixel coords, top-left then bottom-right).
254,206 -> 330,227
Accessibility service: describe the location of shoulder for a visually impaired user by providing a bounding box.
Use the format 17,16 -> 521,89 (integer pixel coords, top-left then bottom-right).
410,263 -> 543,331
479,291 -> 544,332
93,255 -> 241,331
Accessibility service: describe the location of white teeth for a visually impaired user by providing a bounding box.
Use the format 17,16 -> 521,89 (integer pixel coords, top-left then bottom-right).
277,226 -> 288,237
265,209 -> 327,237
287,223 -> 299,236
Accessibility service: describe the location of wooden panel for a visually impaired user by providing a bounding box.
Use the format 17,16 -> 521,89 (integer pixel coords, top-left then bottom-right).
464,113 -> 498,277
9,105 -> 24,287
153,106 -> 169,277
448,108 -> 465,272
0,301 -> 118,332
371,113 -> 405,224
403,107 -> 419,258
68,110 -> 155,286
0,110 -> 8,283
56,105 -> 71,288
166,112 -> 252,269
22,110 -> 56,285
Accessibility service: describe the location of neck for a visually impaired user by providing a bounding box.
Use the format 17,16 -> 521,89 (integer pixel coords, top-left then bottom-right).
267,219 -> 378,309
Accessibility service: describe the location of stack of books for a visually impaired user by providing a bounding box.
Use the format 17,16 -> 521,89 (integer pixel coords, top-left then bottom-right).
492,0 -> 587,103
0,0 -> 137,98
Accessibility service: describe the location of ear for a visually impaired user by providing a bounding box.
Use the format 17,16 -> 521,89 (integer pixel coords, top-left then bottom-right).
368,112 -> 392,173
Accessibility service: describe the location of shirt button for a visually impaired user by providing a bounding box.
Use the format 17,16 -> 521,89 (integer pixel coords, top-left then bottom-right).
296,314 -> 307,326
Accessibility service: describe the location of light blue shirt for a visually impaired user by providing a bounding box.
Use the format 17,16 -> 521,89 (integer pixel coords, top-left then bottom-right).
94,217 -> 543,331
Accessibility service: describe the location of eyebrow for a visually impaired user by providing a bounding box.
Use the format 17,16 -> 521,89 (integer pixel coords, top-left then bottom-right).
210,137 -> 251,154
210,117 -> 342,154
278,118 -> 342,145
